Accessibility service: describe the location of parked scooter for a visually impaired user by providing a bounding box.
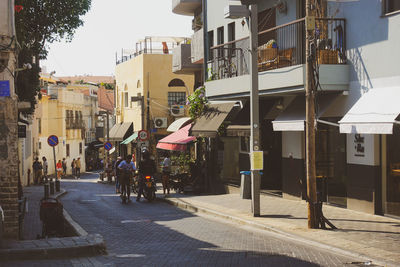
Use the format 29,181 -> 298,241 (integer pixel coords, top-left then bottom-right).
142,175 -> 156,202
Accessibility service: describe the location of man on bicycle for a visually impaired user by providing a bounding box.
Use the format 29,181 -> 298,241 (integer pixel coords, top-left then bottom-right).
118,154 -> 136,203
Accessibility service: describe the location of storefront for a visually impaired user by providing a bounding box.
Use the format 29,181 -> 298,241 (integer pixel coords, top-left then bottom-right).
340,87 -> 400,216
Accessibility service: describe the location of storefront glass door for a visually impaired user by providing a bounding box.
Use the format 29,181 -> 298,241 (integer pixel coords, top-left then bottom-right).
316,122 -> 347,207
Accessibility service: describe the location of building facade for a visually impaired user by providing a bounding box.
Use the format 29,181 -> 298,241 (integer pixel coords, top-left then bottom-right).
173,0 -> 400,216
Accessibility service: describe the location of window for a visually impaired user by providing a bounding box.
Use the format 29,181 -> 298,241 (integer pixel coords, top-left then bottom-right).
75,110 -> 79,128
79,142 -> 82,154
124,92 -> 129,107
217,26 -> 224,58
79,111 -> 83,127
228,22 -> 236,56
382,0 -> 400,15
38,142 -> 42,150
168,92 -> 186,106
208,30 -> 214,60
38,118 -> 41,134
66,144 -> 70,157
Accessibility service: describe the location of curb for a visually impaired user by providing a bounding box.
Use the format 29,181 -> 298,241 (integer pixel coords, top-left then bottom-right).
0,189 -> 107,261
160,197 -> 397,267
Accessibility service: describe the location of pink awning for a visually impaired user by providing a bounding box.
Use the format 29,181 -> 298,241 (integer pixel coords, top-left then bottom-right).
156,124 -> 195,151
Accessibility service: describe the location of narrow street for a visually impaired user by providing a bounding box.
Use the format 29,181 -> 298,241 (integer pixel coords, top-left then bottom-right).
3,173 -> 368,266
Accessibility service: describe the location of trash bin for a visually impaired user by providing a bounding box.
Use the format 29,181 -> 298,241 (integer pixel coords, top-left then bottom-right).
240,171 -> 251,199
40,197 -> 64,237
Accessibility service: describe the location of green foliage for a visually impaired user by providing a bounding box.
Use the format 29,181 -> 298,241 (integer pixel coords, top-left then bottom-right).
171,153 -> 194,173
207,68 -> 219,81
14,0 -> 91,108
187,86 -> 208,119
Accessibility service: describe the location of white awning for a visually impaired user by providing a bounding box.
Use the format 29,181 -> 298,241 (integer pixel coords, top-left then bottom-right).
339,87 -> 400,134
272,94 -> 341,131
167,117 -> 192,132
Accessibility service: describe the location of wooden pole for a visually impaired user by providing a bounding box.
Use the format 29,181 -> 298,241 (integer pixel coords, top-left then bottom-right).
306,0 -> 318,229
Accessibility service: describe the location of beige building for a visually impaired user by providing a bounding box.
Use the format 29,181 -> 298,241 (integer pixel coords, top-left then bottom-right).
113,37 -> 195,157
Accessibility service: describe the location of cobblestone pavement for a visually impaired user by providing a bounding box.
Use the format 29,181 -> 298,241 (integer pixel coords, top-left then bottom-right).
2,173 -> 377,266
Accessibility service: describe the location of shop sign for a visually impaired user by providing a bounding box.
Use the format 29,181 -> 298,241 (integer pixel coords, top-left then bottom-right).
0,81 -> 10,97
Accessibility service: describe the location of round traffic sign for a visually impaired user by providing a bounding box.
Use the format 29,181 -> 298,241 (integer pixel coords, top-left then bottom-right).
47,135 -> 59,147
104,142 -> 113,151
138,130 -> 149,141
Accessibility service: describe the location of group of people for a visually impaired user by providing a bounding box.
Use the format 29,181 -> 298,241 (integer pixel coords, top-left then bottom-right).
32,157 -> 81,184
112,149 -> 159,202
32,156 -> 48,185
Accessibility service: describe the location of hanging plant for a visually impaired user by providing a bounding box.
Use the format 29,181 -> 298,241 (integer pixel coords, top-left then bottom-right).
187,86 -> 208,120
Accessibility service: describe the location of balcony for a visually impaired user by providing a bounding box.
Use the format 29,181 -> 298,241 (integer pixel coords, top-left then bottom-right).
172,44 -> 202,74
191,28 -> 204,64
172,0 -> 201,16
205,18 -> 349,98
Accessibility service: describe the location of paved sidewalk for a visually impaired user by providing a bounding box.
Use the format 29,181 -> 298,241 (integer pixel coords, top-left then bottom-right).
159,191 -> 400,267
0,182 -> 106,261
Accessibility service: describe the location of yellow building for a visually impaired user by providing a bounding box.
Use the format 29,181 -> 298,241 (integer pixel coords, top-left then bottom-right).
113,36 -> 195,157
33,85 -> 86,175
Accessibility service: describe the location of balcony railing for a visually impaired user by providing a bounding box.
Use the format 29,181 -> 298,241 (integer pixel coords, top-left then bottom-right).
208,18 -> 346,81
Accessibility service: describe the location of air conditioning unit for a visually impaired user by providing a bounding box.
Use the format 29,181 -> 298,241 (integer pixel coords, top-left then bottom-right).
154,117 -> 168,128
170,105 -> 185,117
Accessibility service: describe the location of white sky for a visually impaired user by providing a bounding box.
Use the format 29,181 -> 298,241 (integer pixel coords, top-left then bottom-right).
40,0 -> 193,76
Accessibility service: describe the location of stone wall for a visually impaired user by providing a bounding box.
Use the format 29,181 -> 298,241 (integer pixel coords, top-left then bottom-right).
0,98 -> 19,239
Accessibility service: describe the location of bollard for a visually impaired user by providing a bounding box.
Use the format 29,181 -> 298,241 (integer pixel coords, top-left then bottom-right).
44,183 -> 49,199
49,179 -> 55,195
55,179 -> 60,192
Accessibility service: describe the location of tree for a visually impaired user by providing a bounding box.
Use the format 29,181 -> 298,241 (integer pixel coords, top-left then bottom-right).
14,0 -> 91,112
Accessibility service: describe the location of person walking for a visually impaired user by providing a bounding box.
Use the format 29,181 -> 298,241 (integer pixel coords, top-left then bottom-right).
118,154 -> 136,202
62,158 -> 67,177
161,152 -> 171,195
137,149 -> 156,202
42,157 -> 48,183
56,160 -> 63,180
32,157 -> 42,185
114,156 -> 123,194
75,157 -> 81,179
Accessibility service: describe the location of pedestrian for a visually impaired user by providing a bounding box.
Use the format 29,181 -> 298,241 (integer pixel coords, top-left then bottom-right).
137,148 -> 156,202
62,158 -> 67,177
161,152 -> 171,195
32,157 -> 42,185
42,156 -> 48,183
71,158 -> 76,178
114,156 -> 123,194
75,157 -> 81,179
118,154 -> 136,202
56,160 -> 63,180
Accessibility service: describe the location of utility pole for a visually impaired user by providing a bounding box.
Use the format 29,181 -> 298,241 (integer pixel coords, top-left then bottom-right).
305,0 -> 318,228
249,4 -> 261,217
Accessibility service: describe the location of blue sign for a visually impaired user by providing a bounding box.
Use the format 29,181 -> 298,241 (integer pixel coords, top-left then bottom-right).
0,81 -> 10,97
104,142 -> 113,151
47,135 -> 59,147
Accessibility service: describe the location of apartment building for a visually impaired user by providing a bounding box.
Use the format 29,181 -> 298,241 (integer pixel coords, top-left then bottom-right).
172,0 -> 400,216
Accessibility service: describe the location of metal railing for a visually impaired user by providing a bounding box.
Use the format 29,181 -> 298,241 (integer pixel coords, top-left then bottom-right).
208,18 -> 346,81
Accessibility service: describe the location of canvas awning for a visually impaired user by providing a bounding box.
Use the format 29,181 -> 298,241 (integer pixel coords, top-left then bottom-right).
109,122 -> 133,141
121,132 -> 138,145
272,94 -> 341,131
167,117 -> 192,132
339,87 -> 400,134
156,124 -> 196,151
191,102 -> 237,137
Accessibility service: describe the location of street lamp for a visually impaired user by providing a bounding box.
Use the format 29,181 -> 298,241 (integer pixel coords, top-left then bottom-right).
225,2 -> 262,217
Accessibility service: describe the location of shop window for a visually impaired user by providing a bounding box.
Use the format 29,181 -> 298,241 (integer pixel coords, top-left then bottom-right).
168,92 -> 186,106
382,0 -> 400,15
240,136 -> 250,153
386,125 -> 400,217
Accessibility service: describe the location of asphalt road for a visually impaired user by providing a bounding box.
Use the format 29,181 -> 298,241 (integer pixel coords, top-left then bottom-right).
4,172 -> 371,267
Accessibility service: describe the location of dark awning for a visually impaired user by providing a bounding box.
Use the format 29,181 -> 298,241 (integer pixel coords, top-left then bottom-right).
190,102 -> 237,137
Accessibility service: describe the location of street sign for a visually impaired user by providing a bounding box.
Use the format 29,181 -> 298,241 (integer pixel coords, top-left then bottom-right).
47,135 -> 59,147
138,130 -> 149,141
104,142 -> 113,151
